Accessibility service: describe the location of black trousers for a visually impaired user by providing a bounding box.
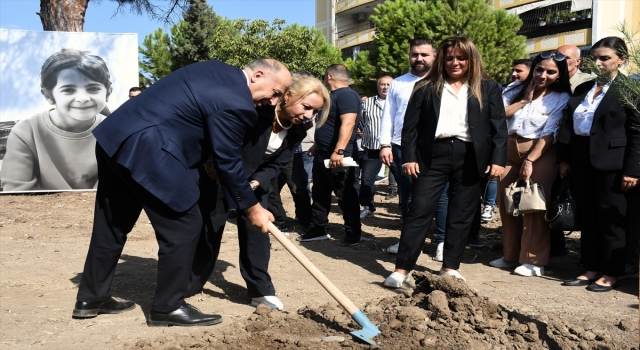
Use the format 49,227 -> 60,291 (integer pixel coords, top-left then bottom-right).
396,139 -> 482,271
77,145 -> 202,313
310,155 -> 361,238
187,176 -> 274,298
570,136 -> 637,276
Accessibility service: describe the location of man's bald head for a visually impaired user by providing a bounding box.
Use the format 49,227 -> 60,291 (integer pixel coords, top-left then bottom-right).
557,45 -> 582,78
244,59 -> 292,107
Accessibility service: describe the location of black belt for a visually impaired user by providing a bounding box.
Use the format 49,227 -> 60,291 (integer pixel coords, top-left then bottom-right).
434,137 -> 465,143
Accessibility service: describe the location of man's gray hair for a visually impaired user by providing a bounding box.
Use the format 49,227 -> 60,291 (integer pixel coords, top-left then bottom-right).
246,58 -> 282,74
377,75 -> 393,84
325,64 -> 349,82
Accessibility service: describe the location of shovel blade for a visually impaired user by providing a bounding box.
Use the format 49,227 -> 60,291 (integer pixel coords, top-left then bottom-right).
350,310 -> 381,345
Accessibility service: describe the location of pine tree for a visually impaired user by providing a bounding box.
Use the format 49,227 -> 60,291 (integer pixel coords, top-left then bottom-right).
169,0 -> 224,71
139,28 -> 172,86
347,0 -> 526,91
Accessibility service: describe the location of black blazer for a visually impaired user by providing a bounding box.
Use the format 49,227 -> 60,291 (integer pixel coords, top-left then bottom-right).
94,61 -> 258,212
242,106 -> 307,195
557,75 -> 640,177
402,79 -> 508,176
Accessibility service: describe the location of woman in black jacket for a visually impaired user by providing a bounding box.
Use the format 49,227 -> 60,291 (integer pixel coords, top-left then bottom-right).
383,37 -> 507,286
558,36 -> 640,292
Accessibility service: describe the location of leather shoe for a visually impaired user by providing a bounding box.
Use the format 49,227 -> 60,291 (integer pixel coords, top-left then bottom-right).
586,279 -> 620,292
562,278 -> 597,286
147,303 -> 222,327
72,297 -> 136,318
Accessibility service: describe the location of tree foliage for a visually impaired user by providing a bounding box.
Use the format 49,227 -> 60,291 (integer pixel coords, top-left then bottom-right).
169,0 -> 227,71
347,0 -> 526,91
208,19 -> 343,77
138,0 -> 342,85
139,28 -> 172,86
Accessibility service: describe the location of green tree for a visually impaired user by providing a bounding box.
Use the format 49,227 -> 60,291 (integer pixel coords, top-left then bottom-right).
210,19 -> 343,77
139,28 -> 172,86
348,0 -> 526,91
170,0 -> 227,71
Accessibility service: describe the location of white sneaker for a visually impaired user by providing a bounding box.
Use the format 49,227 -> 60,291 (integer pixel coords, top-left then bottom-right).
250,296 -> 284,311
433,242 -> 444,262
383,272 -> 411,288
480,205 -> 494,222
439,268 -> 466,282
513,264 -> 544,277
386,242 -> 399,254
359,207 -> 374,219
490,257 -> 518,269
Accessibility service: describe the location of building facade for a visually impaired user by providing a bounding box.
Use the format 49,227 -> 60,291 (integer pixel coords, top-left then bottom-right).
316,0 -> 639,60
496,0 -> 639,56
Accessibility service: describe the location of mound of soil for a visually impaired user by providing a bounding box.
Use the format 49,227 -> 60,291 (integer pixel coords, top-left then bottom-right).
131,272 -> 623,350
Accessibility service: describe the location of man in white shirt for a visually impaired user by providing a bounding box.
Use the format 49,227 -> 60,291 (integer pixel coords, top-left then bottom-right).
378,38 -> 436,254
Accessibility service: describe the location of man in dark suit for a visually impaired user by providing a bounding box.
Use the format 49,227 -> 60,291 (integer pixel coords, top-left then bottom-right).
72,59 -> 291,327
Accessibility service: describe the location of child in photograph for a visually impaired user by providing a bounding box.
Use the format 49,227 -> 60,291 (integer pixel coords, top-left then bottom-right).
1,48 -> 112,191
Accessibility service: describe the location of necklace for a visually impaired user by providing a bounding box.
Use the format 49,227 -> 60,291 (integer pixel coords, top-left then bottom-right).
275,107 -> 292,130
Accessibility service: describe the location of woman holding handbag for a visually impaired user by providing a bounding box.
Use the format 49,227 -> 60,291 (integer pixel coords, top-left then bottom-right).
491,53 -> 571,276
558,37 -> 640,292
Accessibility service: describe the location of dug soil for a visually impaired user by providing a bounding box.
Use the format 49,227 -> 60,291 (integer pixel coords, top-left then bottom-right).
0,186 -> 638,349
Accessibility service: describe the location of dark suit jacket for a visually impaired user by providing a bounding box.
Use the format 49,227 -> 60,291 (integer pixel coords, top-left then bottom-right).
242,106 -> 307,196
93,61 -> 258,212
557,75 -> 640,177
402,79 -> 508,176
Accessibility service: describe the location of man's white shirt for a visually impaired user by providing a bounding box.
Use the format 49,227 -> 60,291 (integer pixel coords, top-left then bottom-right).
378,72 -> 425,146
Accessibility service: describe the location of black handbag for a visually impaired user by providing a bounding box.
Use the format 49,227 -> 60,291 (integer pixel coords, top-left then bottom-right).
544,177 -> 581,231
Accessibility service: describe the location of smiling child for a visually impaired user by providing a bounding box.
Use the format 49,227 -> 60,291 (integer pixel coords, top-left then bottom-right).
1,49 -> 112,191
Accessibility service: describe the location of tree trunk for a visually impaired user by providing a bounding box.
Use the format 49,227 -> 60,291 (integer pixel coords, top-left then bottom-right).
39,0 -> 89,31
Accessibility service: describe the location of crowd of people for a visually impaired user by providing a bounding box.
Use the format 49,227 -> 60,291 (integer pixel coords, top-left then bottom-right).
60,34 -> 638,328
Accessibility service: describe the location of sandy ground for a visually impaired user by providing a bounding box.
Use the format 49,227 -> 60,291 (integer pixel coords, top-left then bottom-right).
0,185 -> 637,349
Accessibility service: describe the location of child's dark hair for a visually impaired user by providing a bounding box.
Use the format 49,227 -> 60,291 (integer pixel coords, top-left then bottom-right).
40,48 -> 112,99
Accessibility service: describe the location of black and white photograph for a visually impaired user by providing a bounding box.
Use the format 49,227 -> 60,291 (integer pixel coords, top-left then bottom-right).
0,29 -> 137,193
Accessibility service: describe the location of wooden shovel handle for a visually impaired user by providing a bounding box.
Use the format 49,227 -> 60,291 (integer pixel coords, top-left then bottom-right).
267,223 -> 359,315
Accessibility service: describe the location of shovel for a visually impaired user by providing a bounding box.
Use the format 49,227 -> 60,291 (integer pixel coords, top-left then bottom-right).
267,223 -> 381,345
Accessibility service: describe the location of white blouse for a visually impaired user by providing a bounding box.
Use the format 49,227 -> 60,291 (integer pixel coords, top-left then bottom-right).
265,129 -> 288,155
572,78 -> 614,136
502,82 -> 569,140
435,81 -> 472,141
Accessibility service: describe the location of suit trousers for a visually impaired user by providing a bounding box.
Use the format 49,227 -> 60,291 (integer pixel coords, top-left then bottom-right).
497,135 -> 556,266
396,138 -> 482,271
310,155 -> 361,238
188,178 -> 275,298
570,136 -> 634,276
77,145 -> 202,313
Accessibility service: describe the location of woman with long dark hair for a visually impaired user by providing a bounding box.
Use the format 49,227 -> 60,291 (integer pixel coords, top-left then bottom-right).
558,36 -> 640,292
491,53 -> 571,276
383,36 -> 507,286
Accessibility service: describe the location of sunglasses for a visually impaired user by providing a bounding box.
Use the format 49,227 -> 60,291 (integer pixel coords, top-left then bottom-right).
538,52 -> 567,61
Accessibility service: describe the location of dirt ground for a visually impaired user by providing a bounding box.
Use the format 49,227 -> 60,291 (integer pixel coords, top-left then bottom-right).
0,185 -> 638,349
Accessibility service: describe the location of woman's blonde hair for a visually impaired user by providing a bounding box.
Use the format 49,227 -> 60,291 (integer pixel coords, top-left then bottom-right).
416,36 -> 489,110
284,75 -> 331,127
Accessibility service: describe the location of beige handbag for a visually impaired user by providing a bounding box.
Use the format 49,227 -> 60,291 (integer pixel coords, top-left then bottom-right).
504,179 -> 547,216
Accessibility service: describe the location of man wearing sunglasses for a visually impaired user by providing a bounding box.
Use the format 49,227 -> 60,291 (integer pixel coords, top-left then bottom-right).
556,45 -> 595,92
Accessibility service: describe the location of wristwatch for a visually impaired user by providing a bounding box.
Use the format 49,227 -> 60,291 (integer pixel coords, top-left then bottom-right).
334,148 -> 345,155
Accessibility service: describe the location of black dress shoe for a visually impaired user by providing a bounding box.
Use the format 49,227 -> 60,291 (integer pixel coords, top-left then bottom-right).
72,297 -> 136,318
147,303 -> 222,327
562,278 -> 596,286
586,279 -> 621,292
